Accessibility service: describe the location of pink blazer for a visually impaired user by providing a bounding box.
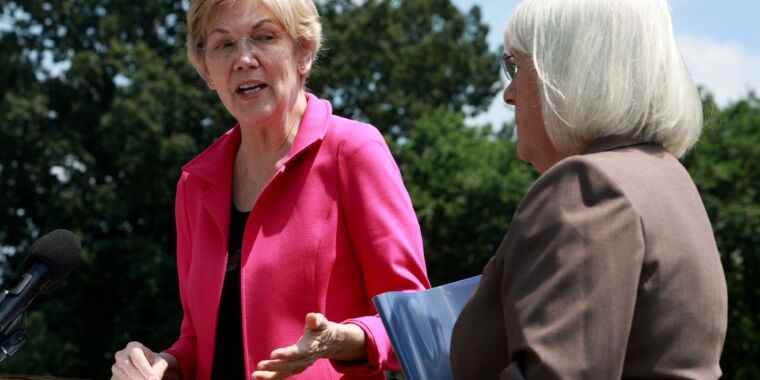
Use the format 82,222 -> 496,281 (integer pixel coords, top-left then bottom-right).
164,94 -> 430,380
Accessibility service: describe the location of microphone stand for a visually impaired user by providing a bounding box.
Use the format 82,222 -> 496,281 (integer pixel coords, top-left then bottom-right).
0,288 -> 28,363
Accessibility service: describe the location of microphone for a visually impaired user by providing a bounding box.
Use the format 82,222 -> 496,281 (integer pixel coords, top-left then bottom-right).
0,229 -> 82,339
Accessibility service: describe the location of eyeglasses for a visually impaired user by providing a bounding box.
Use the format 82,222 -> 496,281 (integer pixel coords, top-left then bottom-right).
501,53 -> 517,81
202,34 -> 276,62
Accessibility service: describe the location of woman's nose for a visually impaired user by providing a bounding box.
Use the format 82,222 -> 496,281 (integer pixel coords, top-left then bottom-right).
503,81 -> 516,106
233,40 -> 259,71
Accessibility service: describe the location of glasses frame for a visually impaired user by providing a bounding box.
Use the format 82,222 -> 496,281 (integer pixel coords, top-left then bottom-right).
201,34 -> 276,63
203,36 -> 256,63
501,53 -> 517,81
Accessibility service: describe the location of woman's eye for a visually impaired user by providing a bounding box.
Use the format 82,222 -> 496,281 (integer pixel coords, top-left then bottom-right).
212,40 -> 234,51
254,34 -> 275,42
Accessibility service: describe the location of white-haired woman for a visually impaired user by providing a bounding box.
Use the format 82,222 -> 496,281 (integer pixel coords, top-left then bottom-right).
110,0 -> 430,379
451,0 -> 727,378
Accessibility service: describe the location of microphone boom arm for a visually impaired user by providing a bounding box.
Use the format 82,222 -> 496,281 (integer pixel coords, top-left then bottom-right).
0,290 -> 28,363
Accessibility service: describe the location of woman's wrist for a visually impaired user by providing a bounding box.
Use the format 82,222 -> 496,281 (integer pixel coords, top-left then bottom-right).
327,322 -> 368,362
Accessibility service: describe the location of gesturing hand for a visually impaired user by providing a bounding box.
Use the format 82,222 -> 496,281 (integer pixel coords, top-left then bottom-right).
111,341 -> 169,380
252,312 -> 366,380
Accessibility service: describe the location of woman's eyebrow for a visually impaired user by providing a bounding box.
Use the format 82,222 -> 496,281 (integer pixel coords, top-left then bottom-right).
250,19 -> 276,30
207,27 -> 230,38
207,19 -> 276,38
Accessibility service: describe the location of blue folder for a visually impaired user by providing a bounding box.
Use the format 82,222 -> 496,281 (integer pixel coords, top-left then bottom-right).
373,275 -> 482,380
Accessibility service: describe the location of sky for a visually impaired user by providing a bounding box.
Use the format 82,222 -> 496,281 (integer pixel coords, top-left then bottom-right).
454,0 -> 760,126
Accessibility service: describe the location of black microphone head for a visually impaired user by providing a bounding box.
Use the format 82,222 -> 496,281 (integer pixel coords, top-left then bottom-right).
26,229 -> 82,288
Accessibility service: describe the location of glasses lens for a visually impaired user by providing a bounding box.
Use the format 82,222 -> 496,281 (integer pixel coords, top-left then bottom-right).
501,54 -> 516,81
204,37 -> 253,62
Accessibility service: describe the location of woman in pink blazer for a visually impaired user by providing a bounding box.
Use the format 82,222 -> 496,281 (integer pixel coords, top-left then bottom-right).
110,1 -> 430,379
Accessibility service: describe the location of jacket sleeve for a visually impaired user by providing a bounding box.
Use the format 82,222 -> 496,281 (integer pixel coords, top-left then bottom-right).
330,133 -> 431,375
499,158 -> 646,379
163,174 -> 198,379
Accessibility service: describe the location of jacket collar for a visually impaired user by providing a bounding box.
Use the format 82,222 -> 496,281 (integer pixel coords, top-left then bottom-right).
282,92 -> 331,166
582,135 -> 653,155
179,93 -> 333,240
181,92 -> 332,184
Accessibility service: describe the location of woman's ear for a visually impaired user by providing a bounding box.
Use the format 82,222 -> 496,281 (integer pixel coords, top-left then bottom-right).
205,78 -> 216,90
191,58 -> 216,90
296,43 -> 315,76
200,65 -> 216,90
298,58 -> 313,76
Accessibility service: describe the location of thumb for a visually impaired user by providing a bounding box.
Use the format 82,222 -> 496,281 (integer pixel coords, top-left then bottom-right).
152,356 -> 169,375
305,312 -> 328,332
141,347 -> 158,362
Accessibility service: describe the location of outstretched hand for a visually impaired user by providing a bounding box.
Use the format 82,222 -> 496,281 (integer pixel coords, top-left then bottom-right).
252,313 -> 366,379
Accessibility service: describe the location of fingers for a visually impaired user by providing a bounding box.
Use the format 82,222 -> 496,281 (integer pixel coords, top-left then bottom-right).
258,343 -> 317,379
112,357 -> 141,380
152,356 -> 169,374
251,313 -> 339,380
129,346 -> 155,379
257,357 -> 314,372
253,358 -> 312,380
113,345 -> 138,379
251,370 -> 284,380
111,341 -> 165,380
271,342 -> 310,360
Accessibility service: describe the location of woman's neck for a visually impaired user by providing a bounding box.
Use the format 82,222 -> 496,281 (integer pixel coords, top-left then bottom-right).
238,91 -> 307,159
232,91 -> 307,211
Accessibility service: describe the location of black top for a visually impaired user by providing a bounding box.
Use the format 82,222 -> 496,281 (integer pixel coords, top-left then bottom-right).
211,204 -> 249,380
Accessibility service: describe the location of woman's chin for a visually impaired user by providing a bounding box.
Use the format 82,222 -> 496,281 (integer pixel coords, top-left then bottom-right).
234,102 -> 277,126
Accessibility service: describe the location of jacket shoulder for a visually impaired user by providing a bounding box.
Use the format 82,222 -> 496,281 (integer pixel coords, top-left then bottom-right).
530,144 -> 672,202
525,152 -> 628,205
326,115 -> 387,155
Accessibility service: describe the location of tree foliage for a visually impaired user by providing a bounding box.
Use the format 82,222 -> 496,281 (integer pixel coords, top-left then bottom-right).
2,0 -> 232,376
683,93 -> 760,379
309,0 -> 501,141
0,0 -> 502,377
0,0 -> 757,378
397,110 -> 535,283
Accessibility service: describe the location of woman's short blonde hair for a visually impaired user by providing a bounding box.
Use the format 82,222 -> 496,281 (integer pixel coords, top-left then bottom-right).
506,0 -> 702,158
186,0 -> 322,75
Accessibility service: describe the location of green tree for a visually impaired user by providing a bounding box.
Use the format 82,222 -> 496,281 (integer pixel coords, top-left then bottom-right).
0,0 -> 502,377
1,0 -> 229,375
684,92 -> 760,380
397,110 -> 534,284
310,0 -> 501,141
4,0 -> 757,378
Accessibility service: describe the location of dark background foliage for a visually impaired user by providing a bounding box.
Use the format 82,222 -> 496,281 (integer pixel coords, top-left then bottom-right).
0,0 -> 756,378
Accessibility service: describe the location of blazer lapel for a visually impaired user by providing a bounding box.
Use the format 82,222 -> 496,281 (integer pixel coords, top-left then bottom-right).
182,127 -> 240,243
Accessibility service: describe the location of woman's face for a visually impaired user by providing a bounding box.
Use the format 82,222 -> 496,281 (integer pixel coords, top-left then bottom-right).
503,51 -> 562,173
200,1 -> 308,127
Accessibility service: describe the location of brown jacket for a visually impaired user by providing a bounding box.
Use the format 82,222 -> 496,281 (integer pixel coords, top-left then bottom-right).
450,137 -> 727,379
